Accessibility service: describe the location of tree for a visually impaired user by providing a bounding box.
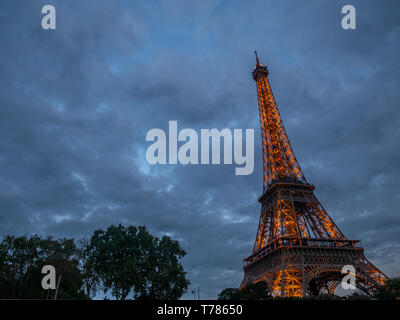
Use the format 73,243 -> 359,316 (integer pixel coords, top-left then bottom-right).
342,292 -> 370,300
218,282 -> 271,300
238,282 -> 271,300
218,288 -> 240,300
85,224 -> 189,300
374,278 -> 400,300
77,238 -> 100,298
0,235 -> 87,299
135,235 -> 190,300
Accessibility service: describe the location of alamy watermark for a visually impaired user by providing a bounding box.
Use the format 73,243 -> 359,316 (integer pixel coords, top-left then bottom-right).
341,264 -> 356,290
41,265 -> 56,289
41,5 -> 56,30
145,121 -> 254,175
39,4 -> 355,32
341,5 -> 356,30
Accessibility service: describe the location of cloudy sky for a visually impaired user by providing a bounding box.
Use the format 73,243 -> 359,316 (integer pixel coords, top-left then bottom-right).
0,0 -> 399,299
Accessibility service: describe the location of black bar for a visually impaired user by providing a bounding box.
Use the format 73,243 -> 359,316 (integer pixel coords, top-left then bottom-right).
0,299 -> 398,319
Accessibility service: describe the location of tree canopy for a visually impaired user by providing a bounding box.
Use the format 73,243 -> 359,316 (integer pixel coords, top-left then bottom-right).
374,277 -> 400,300
218,282 -> 271,300
85,224 -> 189,300
0,235 -> 86,299
0,224 -> 189,300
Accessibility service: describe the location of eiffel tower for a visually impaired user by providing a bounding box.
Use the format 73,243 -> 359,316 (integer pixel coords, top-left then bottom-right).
240,52 -> 387,297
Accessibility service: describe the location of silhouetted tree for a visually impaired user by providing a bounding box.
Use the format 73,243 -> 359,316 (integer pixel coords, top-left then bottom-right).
85,224 -> 189,300
374,278 -> 400,300
218,288 -> 240,300
0,235 -> 87,299
218,282 -> 271,300
77,238 -> 100,298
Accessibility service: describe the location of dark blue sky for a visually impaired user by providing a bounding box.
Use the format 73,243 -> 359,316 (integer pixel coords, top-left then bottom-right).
0,0 -> 399,299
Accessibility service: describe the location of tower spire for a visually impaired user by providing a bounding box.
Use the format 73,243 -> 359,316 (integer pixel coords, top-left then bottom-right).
254,50 -> 260,65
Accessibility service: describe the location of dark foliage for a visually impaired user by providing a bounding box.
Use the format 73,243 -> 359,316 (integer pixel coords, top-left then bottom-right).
374,277 -> 400,300
84,224 -> 190,300
0,235 -> 87,299
218,282 -> 271,300
0,224 -> 189,300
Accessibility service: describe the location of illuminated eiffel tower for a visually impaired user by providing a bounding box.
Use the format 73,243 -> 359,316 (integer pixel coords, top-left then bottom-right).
240,52 -> 387,297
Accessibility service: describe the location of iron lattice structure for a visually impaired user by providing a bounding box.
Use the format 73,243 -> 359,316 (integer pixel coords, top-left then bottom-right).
240,52 -> 387,297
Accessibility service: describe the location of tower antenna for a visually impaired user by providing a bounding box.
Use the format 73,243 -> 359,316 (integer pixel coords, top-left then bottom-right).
254,50 -> 260,65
